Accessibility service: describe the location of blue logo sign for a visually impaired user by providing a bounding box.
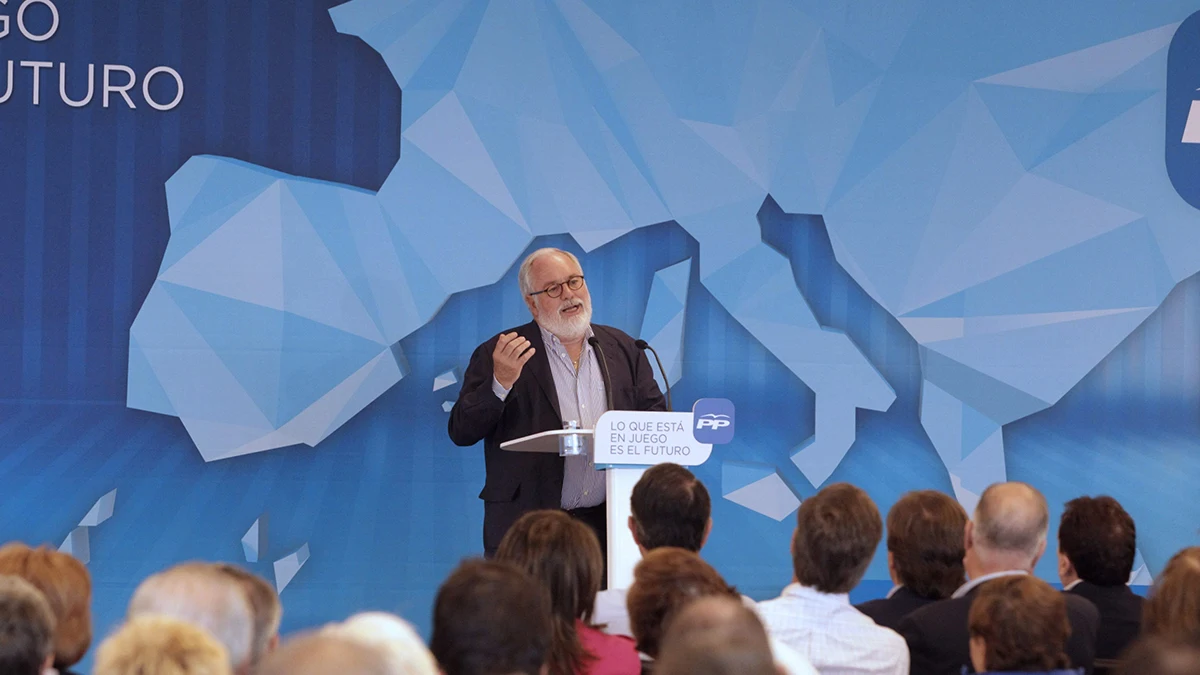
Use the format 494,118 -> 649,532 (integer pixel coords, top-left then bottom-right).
692,398 -> 735,444
1167,11 -> 1200,210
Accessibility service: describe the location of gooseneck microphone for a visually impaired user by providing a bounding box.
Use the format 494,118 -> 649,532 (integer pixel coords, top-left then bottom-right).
634,339 -> 671,411
587,336 -> 616,412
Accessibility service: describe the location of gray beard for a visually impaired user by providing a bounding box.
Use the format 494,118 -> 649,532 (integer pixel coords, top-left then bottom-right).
539,301 -> 592,342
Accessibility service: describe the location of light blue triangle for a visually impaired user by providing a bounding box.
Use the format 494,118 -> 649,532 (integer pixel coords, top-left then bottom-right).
823,32 -> 882,106
722,460 -> 775,495
974,83 -> 1086,170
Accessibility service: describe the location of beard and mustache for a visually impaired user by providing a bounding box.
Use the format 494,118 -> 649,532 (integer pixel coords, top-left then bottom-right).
538,296 -> 592,341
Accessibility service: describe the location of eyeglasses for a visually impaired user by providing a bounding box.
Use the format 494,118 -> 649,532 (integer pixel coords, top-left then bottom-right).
528,275 -> 585,299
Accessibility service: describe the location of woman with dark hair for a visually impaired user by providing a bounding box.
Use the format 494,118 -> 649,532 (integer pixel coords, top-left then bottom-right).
496,510 -> 640,675
0,543 -> 93,675
967,575 -> 1081,674
1142,546 -> 1200,643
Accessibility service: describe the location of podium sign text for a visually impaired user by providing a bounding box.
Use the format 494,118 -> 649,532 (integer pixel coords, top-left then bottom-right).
594,411 -> 712,466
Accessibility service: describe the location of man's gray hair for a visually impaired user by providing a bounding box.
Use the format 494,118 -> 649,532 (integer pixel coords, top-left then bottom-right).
973,482 -> 1050,559
127,563 -> 254,670
323,612 -> 438,675
517,248 -> 582,296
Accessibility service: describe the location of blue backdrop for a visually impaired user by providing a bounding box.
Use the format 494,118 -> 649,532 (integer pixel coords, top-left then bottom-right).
3,0 -> 1200,657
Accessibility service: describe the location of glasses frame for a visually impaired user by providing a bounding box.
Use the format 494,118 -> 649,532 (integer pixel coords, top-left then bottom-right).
528,275 -> 586,299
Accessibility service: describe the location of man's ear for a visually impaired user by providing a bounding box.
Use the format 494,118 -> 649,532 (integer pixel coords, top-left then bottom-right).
964,520 -> 975,553
627,516 -> 638,545
1029,537 -> 1047,571
700,517 -> 713,549
268,633 -> 280,653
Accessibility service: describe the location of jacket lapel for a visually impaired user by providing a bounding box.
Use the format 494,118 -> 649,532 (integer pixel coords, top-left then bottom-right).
521,322 -> 562,423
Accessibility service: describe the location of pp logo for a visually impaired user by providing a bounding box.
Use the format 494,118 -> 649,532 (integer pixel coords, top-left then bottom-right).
1167,11 -> 1200,210
692,398 -> 735,444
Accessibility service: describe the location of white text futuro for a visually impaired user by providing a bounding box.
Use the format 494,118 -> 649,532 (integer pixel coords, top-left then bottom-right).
0,0 -> 184,110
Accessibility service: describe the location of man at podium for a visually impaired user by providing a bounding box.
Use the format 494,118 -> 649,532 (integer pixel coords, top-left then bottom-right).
449,248 -> 666,557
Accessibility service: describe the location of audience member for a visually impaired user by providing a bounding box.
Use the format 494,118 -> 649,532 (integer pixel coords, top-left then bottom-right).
1116,635 -> 1200,675
496,510 -> 639,675
257,632 -> 392,675
324,612 -> 439,675
898,482 -> 1099,675
94,615 -> 232,675
0,543 -> 92,674
967,575 -> 1077,674
655,596 -> 780,675
625,547 -> 739,664
756,483 -> 908,675
0,575 -> 55,675
1057,496 -> 1143,664
127,562 -> 256,674
431,559 -> 552,675
1142,546 -> 1200,643
212,563 -> 283,669
856,490 -> 967,629
594,464 -> 711,636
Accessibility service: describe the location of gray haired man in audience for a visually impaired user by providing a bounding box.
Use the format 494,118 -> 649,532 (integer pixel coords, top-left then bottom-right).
0,575 -> 56,675
656,596 -> 783,675
897,482 -> 1101,675
258,633 -> 395,675
127,562 -> 256,674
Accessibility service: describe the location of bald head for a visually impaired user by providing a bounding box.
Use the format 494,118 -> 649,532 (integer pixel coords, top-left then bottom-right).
258,634 -> 393,675
969,483 -> 1049,573
127,563 -> 254,671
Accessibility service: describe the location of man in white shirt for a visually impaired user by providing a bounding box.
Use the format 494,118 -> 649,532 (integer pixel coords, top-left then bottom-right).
594,463 -> 815,675
756,483 -> 909,675
593,463 -> 712,636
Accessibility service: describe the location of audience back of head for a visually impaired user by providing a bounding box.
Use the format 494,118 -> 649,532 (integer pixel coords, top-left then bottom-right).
969,482 -> 1049,573
656,596 -> 777,675
1058,496 -> 1136,586
626,547 -> 738,658
211,563 -> 282,668
1117,636 -> 1200,675
323,613 -> 438,675
431,559 -> 551,675
1143,546 -> 1200,642
257,632 -> 393,675
968,575 -> 1070,672
0,543 -> 92,671
127,562 -> 255,672
886,490 -> 967,599
495,510 -> 602,675
0,575 -> 55,675
630,463 -> 712,552
95,615 -> 231,675
792,483 -> 882,593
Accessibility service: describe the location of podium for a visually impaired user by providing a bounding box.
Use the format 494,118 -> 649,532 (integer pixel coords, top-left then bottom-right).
501,410 -> 713,590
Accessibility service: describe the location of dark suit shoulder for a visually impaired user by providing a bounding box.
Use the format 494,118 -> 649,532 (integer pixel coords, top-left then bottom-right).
856,588 -> 938,630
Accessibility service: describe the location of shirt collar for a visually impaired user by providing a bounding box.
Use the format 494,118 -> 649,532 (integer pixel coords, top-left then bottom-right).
1062,578 -> 1083,591
885,585 -> 904,599
538,323 -> 594,351
781,582 -> 852,607
951,570 -> 1028,599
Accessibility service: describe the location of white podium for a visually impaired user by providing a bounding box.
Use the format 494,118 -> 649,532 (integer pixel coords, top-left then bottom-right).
501,410 -> 713,589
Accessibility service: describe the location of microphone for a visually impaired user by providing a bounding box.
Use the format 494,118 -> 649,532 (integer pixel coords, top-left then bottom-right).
587,336 -> 616,412
634,339 -> 671,412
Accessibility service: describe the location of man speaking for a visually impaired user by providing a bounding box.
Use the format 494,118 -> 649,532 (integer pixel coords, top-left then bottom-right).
449,248 -> 666,557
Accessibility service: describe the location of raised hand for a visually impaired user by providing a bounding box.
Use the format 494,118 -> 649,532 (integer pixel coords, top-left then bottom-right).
493,332 -> 535,390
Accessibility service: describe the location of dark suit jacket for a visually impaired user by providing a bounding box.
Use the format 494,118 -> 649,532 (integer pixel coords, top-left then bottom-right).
897,579 -> 1100,675
448,321 -> 665,553
1066,581 -> 1143,663
856,586 -> 940,631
